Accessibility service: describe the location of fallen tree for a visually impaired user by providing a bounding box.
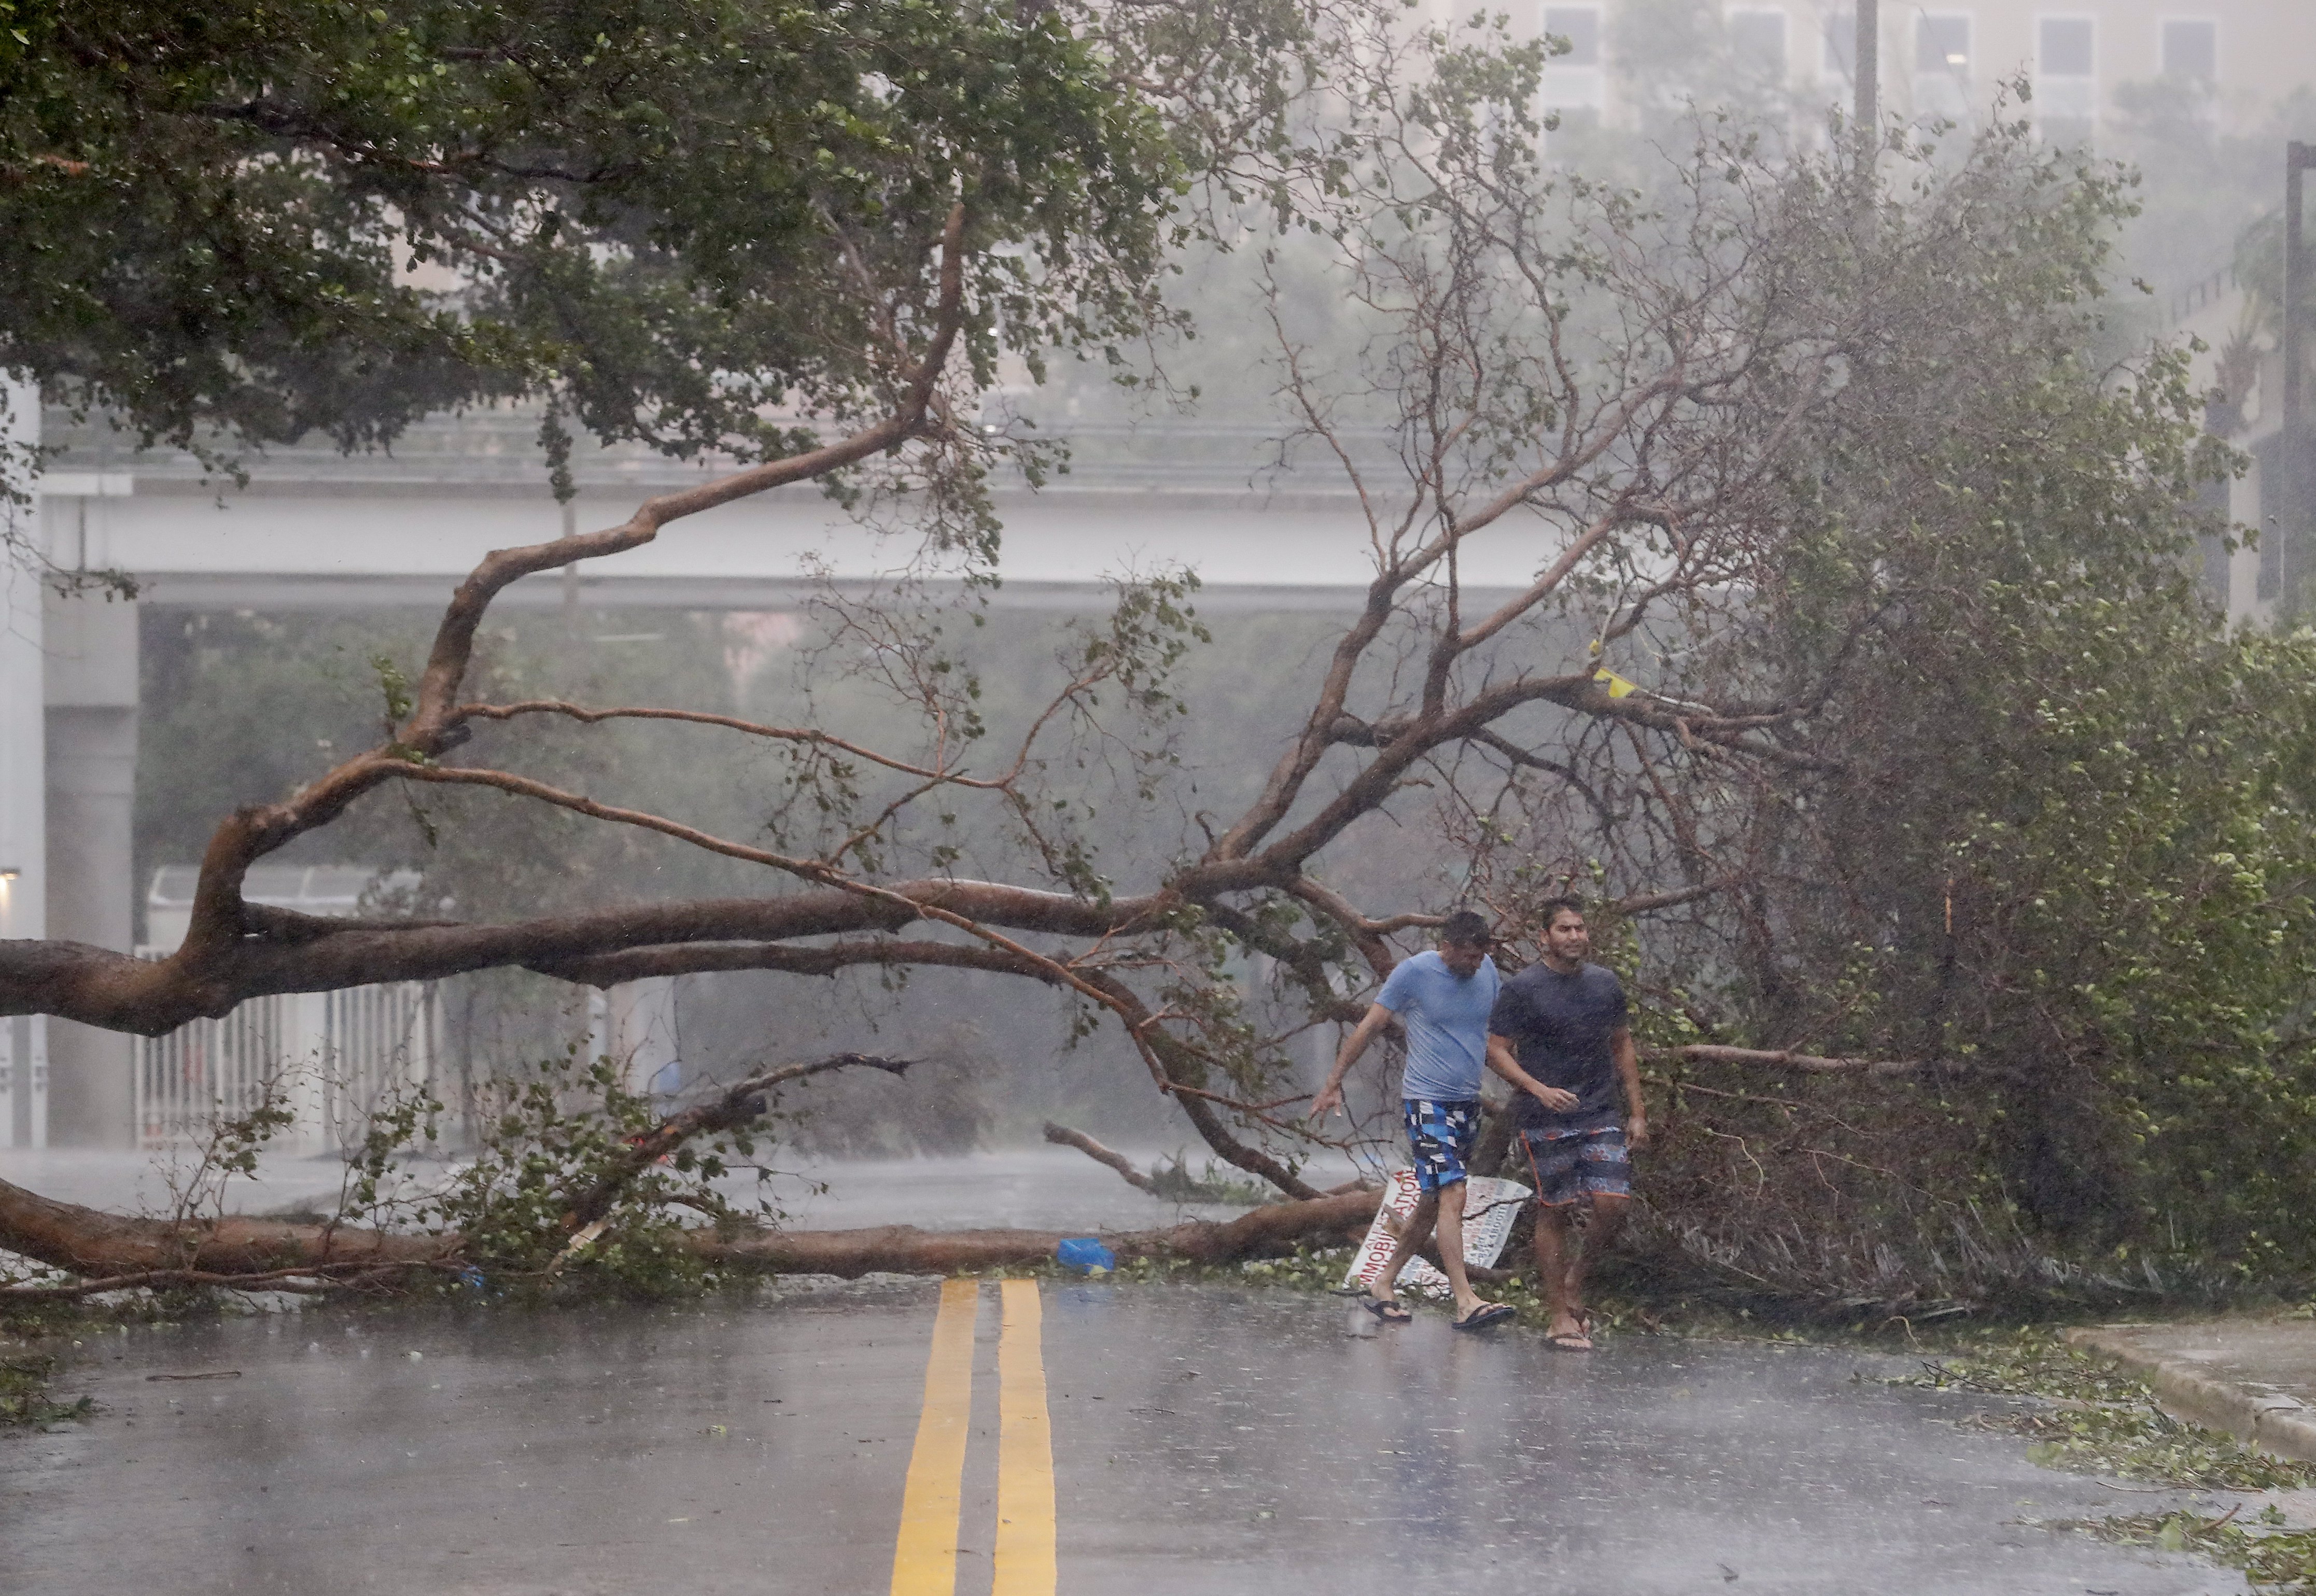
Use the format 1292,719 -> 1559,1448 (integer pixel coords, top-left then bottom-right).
0,1056 -> 1384,1297
688,1188 -> 1384,1278
0,1177 -> 1384,1300
5,15 -> 2307,1307
1,22 -> 1969,1200
0,1179 -> 1386,1297
0,1176 -> 451,1291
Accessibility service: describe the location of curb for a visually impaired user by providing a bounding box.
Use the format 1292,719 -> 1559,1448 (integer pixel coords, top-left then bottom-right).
2066,1326 -> 2316,1465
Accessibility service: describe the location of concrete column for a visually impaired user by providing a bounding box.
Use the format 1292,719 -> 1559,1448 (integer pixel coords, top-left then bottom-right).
44,587 -> 139,1147
615,977 -> 681,1097
1,377 -> 49,1148
587,979 -> 680,1096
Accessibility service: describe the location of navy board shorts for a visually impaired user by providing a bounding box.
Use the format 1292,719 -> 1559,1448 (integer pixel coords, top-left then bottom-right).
1402,1098 -> 1481,1192
1519,1123 -> 1633,1206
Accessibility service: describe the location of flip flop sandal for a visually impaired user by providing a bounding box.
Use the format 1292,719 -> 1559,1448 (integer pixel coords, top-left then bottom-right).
1547,1330 -> 1595,1351
1361,1297 -> 1413,1323
1453,1303 -> 1517,1332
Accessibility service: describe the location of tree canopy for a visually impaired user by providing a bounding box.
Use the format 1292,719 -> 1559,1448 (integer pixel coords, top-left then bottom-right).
0,0 -> 1267,500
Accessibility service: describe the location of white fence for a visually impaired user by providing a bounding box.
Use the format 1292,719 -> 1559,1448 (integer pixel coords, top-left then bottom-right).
132,958 -> 438,1154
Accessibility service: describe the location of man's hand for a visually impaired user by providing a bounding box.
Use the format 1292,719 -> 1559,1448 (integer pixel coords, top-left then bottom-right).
1308,1082 -> 1346,1121
1627,1112 -> 1650,1150
1526,1081 -> 1579,1113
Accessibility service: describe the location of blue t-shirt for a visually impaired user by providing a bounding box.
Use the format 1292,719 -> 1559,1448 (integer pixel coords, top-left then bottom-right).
1375,950 -> 1500,1103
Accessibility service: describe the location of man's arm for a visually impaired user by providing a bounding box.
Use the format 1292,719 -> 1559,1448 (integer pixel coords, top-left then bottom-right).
1308,1002 -> 1394,1120
1611,1025 -> 1648,1148
1485,1035 -> 1578,1112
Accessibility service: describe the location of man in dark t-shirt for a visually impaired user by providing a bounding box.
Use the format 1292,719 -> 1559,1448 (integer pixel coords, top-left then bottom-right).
1487,897 -> 1649,1351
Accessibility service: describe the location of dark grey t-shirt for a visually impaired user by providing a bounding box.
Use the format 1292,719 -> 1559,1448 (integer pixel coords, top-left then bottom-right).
1488,961 -> 1630,1132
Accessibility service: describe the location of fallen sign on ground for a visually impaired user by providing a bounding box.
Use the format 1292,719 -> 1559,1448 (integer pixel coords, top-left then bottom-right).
1342,1170 -> 1531,1299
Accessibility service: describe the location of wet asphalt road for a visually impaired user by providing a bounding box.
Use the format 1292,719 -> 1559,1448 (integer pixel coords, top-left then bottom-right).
1,1279 -> 2240,1595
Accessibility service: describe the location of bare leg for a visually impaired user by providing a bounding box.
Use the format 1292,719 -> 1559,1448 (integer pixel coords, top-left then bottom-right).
1532,1202 -> 1587,1344
1563,1193 -> 1627,1326
1431,1177 -> 1492,1319
1368,1189 -> 1439,1312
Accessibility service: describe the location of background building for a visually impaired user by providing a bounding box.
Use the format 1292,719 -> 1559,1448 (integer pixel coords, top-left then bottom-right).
1524,2 -> 2313,627
1534,1 -> 2314,153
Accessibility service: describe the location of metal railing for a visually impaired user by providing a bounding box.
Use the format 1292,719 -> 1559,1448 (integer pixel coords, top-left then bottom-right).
2169,262 -> 2240,327
131,956 -> 438,1154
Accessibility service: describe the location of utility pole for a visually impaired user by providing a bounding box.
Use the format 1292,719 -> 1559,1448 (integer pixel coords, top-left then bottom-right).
2283,140 -> 2315,606
1853,0 -> 1879,188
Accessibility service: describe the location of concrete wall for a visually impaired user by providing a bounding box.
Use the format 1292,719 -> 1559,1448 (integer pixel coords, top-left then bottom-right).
42,587 -> 137,1147
2,379 -> 48,1148
4,376 -> 142,1146
60,479 -> 1511,603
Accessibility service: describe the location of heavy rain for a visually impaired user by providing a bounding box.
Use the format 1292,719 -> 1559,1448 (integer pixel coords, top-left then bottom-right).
4,2 -> 2316,1591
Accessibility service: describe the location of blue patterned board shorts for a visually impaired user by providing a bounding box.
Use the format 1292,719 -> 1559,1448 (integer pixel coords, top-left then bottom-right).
1520,1125 -> 1633,1207
1402,1099 -> 1482,1192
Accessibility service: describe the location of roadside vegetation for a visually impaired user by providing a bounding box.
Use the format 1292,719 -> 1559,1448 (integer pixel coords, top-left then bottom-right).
1896,1331 -> 2316,1592
0,1352 -> 92,1431
1898,1332 -> 2316,1491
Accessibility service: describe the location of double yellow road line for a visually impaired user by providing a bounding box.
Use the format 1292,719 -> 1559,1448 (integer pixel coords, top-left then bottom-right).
891,1278 -> 1056,1596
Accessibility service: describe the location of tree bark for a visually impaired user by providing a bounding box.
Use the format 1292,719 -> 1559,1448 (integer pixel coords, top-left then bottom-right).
689,1186 -> 1383,1275
1040,1122 -> 1158,1193
0,1176 -> 451,1282
1653,1044 -> 1929,1075
0,1178 -> 1382,1295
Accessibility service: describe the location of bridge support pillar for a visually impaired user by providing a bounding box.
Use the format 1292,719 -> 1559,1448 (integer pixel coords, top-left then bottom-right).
43,588 -> 139,1148
2,380 -> 49,1148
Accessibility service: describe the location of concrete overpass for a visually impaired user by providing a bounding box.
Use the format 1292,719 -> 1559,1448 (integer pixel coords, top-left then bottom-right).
1,403 -> 1531,1147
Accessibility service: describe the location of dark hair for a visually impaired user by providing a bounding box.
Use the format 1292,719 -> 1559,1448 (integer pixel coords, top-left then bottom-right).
1439,909 -> 1492,947
1537,896 -> 1587,929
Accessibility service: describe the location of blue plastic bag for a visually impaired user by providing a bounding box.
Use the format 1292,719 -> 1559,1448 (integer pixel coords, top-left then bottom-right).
1055,1237 -> 1116,1276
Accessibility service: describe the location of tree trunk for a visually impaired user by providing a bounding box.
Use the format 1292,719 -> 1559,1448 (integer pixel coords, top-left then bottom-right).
0,1176 -> 450,1282
0,1177 -> 1382,1295
690,1187 -> 1382,1276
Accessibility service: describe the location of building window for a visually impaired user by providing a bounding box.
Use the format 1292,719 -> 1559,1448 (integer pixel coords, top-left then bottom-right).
2036,17 -> 2096,146
1729,9 -> 1788,82
2038,17 -> 2094,77
1542,5 -> 1605,115
1822,10 -> 1855,82
1918,15 -> 1970,73
1913,14 -> 1972,123
2160,19 -> 2217,84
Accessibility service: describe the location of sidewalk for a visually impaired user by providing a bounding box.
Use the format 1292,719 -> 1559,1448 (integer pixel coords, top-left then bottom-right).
2068,1315 -> 2316,1463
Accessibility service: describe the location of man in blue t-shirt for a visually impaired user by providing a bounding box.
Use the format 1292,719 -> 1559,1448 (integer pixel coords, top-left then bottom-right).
1487,896 -> 1649,1351
1310,910 -> 1577,1329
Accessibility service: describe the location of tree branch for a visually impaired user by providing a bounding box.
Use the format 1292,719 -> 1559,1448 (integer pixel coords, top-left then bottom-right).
1652,1044 -> 1931,1076
1041,1122 -> 1157,1193
453,700 -> 1003,788
559,1053 -> 914,1232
